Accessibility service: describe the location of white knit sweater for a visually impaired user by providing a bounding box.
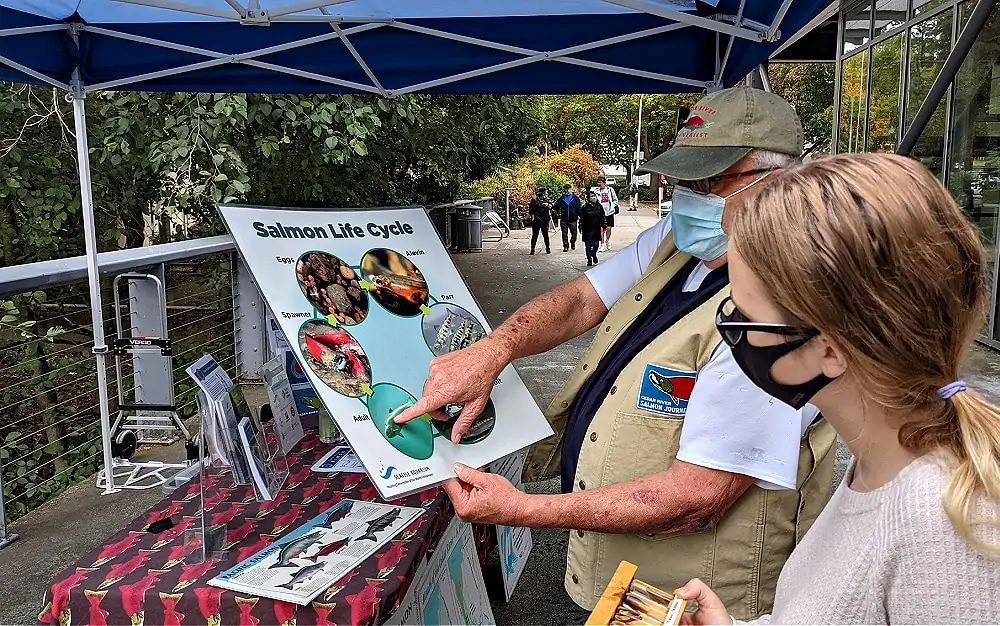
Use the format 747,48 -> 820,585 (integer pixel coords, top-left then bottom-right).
743,453 -> 1000,625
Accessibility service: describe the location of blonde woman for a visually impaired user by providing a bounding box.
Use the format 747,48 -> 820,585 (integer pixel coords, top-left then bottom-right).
678,153 -> 1000,624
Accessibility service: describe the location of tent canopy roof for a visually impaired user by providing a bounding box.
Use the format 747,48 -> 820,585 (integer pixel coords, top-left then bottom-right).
0,0 -> 832,95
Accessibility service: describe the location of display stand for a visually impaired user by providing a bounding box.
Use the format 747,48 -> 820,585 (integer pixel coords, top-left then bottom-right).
183,354 -> 289,565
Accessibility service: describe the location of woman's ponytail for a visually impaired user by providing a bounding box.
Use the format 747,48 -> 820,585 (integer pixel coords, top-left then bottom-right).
941,390 -> 1000,555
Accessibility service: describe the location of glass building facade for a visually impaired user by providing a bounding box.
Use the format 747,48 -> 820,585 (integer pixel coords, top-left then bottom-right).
834,0 -> 1000,346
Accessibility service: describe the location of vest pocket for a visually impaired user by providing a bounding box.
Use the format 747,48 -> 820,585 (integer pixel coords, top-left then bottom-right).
600,411 -> 686,491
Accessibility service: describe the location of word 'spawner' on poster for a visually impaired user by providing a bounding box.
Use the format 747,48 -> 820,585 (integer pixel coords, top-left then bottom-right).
217,204 -> 554,500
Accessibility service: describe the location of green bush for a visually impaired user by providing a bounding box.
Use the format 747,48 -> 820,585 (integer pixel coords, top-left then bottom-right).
533,169 -> 573,195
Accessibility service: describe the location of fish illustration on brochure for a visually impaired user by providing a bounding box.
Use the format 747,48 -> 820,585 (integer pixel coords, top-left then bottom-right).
210,499 -> 422,605
217,204 -> 554,500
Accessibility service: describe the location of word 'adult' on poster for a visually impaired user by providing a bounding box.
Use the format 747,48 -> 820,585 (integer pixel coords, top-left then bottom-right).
210,499 -> 422,605
217,204 -> 554,500
383,517 -> 495,626
490,449 -> 532,601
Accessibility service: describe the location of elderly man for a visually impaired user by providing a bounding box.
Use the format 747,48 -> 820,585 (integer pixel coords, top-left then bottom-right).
395,88 -> 836,620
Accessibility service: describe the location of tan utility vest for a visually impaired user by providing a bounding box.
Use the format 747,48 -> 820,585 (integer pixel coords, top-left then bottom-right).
523,233 -> 837,620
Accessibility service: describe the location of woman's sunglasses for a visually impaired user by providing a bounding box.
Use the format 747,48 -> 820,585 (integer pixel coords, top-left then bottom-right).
715,296 -> 819,347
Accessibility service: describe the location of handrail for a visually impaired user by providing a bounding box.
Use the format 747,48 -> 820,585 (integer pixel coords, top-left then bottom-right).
0,235 -> 235,297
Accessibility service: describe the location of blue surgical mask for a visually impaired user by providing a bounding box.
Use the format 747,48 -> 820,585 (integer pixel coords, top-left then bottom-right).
671,172 -> 773,261
670,186 -> 729,261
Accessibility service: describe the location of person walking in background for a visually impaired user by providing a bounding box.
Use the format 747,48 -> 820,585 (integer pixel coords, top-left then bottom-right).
677,153 -> 1000,624
595,176 -> 619,251
580,189 -> 606,267
552,183 -> 581,252
628,179 -> 639,211
528,186 -> 552,255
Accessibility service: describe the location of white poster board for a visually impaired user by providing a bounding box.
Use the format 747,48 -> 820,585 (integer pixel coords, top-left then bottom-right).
217,205 -> 553,500
383,517 -> 495,626
490,450 -> 532,601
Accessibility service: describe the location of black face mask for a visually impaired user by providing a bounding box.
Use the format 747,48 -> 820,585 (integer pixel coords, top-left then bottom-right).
728,336 -> 834,410
716,296 -> 833,410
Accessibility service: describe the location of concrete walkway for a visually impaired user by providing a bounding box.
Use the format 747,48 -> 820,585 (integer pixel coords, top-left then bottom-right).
4,203 -> 1000,626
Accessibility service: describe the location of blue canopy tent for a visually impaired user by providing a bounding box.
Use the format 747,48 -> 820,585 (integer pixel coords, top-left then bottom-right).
0,0 -> 833,494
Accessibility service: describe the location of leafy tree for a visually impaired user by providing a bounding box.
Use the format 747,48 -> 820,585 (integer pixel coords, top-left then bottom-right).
540,94 -> 699,173
545,144 -> 602,189
768,63 -> 836,155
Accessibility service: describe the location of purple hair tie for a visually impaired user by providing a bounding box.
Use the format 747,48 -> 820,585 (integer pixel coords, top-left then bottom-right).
938,380 -> 967,400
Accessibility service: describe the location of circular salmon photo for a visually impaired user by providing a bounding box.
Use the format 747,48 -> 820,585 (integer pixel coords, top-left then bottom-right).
360,249 -> 429,318
431,398 -> 496,445
298,320 -> 372,397
296,252 -> 370,325
421,303 -> 487,357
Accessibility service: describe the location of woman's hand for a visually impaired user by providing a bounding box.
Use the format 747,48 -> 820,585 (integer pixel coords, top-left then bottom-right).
676,578 -> 733,625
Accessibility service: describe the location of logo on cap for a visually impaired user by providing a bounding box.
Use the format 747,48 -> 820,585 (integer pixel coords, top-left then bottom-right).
683,115 -> 713,131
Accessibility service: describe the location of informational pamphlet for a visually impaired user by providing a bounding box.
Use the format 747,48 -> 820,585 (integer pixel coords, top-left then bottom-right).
383,517 -> 495,626
217,204 -> 553,499
490,449 -> 533,600
266,309 -> 322,417
311,445 -> 365,473
262,355 -> 305,454
209,499 -> 422,605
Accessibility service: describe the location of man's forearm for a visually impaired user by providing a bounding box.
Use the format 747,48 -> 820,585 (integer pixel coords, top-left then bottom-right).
514,462 -> 754,535
486,275 -> 608,363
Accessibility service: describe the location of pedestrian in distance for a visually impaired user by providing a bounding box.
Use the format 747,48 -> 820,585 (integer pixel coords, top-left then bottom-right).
595,176 -> 619,251
528,186 -> 553,255
580,189 -> 606,267
677,153 -> 1000,625
552,183 -> 581,252
629,179 -> 640,211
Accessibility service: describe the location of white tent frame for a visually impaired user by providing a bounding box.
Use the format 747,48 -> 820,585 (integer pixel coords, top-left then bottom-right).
0,0 -> 796,493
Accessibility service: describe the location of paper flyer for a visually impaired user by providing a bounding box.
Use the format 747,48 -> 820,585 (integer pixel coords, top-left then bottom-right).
490,449 -> 533,601
311,445 -> 366,473
209,499 -> 423,605
383,518 -> 495,626
262,355 -> 306,454
217,204 -> 554,499
266,309 -> 322,418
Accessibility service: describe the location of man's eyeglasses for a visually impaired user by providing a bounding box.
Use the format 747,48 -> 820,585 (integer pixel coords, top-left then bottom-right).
676,167 -> 775,196
715,296 -> 818,348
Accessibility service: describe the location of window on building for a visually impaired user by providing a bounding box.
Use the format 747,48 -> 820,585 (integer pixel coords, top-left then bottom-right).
840,51 -> 870,152
844,2 -> 873,54
875,0 -> 908,36
906,10 -> 953,177
948,1 -> 1000,338
912,0 -> 949,16
869,33 -> 904,151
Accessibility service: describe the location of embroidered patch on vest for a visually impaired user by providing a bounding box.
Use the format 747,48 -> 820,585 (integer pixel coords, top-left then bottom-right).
636,364 -> 697,416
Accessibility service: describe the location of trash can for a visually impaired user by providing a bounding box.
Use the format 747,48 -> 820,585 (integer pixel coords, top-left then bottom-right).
455,205 -> 483,252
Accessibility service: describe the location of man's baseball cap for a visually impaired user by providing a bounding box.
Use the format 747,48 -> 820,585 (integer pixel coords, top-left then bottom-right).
637,87 -> 803,182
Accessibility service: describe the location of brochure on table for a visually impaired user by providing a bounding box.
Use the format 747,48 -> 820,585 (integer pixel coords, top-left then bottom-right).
266,310 -> 322,418
261,355 -> 306,455
187,354 -> 289,500
490,450 -> 533,601
383,517 -> 495,626
209,499 -> 423,605
217,204 -> 554,500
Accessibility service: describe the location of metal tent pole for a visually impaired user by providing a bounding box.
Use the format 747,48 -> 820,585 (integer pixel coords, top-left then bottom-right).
897,0 -> 998,156
69,26 -> 119,495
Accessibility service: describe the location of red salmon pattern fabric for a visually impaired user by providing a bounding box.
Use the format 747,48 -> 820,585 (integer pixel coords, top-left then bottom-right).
38,432 -> 493,626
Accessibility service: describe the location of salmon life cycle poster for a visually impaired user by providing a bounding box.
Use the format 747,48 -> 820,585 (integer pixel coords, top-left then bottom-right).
217,204 -> 553,499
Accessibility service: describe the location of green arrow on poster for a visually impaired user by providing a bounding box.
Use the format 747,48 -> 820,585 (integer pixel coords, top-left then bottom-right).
359,279 -> 374,291
361,383 -> 374,397
420,304 -> 432,315
326,314 -> 338,326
